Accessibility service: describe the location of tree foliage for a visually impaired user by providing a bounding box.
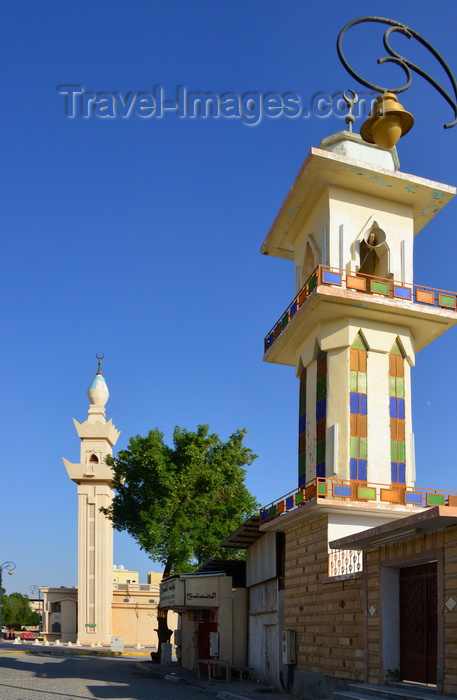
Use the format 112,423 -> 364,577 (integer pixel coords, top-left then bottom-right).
2,592 -> 39,629
102,425 -> 259,576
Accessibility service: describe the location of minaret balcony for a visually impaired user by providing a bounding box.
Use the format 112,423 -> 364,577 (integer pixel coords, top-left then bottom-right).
260,476 -> 457,524
264,264 -> 457,363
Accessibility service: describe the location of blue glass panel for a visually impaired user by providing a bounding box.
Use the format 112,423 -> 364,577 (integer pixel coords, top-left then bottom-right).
390,396 -> 397,418
350,393 -> 359,414
266,334 -> 273,347
405,492 -> 422,505
394,286 -> 412,300
322,271 -> 342,285
358,459 -> 367,481
350,458 -> 357,480
398,398 -> 405,420
260,510 -> 268,521
316,462 -> 326,478
290,302 -> 298,317
298,473 -> 306,487
398,462 -> 406,484
316,398 -> 326,422
334,485 -> 352,498
299,414 -> 306,433
391,461 -> 397,482
359,393 -> 367,415
286,496 -> 294,509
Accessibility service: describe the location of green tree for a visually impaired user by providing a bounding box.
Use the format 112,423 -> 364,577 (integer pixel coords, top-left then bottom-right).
102,424 -> 258,655
3,592 -> 39,630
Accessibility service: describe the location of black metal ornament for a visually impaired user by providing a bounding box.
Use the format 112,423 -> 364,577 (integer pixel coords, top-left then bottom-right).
337,16 -> 457,129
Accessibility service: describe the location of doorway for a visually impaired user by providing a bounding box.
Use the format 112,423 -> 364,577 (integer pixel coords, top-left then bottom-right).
399,562 -> 437,684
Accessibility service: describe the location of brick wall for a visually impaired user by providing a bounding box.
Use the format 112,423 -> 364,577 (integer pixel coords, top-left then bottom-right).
284,514 -> 365,681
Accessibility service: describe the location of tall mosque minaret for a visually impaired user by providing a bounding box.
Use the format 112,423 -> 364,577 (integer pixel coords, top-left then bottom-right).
63,356 -> 120,645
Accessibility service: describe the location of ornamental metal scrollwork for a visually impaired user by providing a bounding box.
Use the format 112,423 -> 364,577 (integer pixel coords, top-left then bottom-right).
337,16 -> 457,129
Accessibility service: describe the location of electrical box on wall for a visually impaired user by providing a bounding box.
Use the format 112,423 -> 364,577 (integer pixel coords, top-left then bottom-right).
209,631 -> 219,657
281,630 -> 296,664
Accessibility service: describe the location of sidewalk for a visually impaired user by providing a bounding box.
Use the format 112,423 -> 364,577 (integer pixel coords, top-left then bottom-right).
136,659 -> 288,700
0,640 -> 288,699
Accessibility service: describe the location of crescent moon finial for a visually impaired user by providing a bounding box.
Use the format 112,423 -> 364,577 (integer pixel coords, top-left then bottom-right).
96,353 -> 105,375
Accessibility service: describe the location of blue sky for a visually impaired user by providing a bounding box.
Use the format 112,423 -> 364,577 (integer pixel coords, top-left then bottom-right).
3,0 -> 457,594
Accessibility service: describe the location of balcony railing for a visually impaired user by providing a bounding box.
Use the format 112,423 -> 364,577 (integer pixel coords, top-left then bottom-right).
264,265 -> 457,352
260,477 -> 457,523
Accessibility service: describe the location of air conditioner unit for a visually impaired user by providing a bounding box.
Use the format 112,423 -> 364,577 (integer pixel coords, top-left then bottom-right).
281,630 -> 296,664
149,598 -> 159,604
209,631 -> 219,657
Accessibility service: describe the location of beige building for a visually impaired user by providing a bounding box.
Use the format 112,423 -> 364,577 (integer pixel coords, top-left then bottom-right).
160,566 -> 247,671
41,574 -> 174,647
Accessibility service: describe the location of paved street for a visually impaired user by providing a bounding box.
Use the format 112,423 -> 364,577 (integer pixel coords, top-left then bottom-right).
0,652 -> 210,700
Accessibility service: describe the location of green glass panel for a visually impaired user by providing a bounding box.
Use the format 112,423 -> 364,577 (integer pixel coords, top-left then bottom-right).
299,454 -> 306,473
317,441 -> 326,462
360,438 -> 368,459
318,482 -> 327,495
390,344 -> 402,355
358,487 -> 376,500
350,371 -> 357,392
299,393 -> 307,414
391,440 -> 398,461
350,436 -> 359,459
439,294 -> 455,308
399,441 -> 406,461
396,377 -> 405,398
295,491 -> 304,504
321,375 -> 327,397
269,506 -> 277,517
428,493 -> 445,505
389,375 -> 396,397
316,377 -> 323,400
358,372 -> 367,393
352,335 -> 366,350
308,274 -> 317,292
372,281 -> 389,294
281,314 -> 289,328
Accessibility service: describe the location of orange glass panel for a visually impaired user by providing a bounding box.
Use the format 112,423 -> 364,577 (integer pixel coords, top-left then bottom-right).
381,488 -> 402,503
347,275 -> 367,291
448,495 -> 457,507
416,289 -> 434,305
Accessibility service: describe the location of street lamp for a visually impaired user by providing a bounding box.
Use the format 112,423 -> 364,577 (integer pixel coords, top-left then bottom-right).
0,562 -> 16,637
337,16 -> 457,149
30,585 -> 43,633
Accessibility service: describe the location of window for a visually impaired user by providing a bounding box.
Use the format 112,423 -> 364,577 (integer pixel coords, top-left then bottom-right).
51,603 -> 61,613
298,367 -> 307,487
349,335 -> 368,481
389,342 -> 406,484
315,351 -> 327,478
51,622 -> 61,633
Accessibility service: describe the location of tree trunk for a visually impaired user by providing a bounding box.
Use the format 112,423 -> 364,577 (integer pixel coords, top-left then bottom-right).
151,562 -> 173,664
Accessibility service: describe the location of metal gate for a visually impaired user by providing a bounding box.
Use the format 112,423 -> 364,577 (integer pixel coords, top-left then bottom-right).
399,562 -> 437,684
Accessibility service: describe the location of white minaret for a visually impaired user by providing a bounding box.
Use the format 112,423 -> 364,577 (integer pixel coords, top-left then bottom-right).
63,356 -> 120,645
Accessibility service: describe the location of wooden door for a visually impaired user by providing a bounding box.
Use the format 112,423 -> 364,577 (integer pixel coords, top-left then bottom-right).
400,562 -> 437,684
197,621 -> 217,662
